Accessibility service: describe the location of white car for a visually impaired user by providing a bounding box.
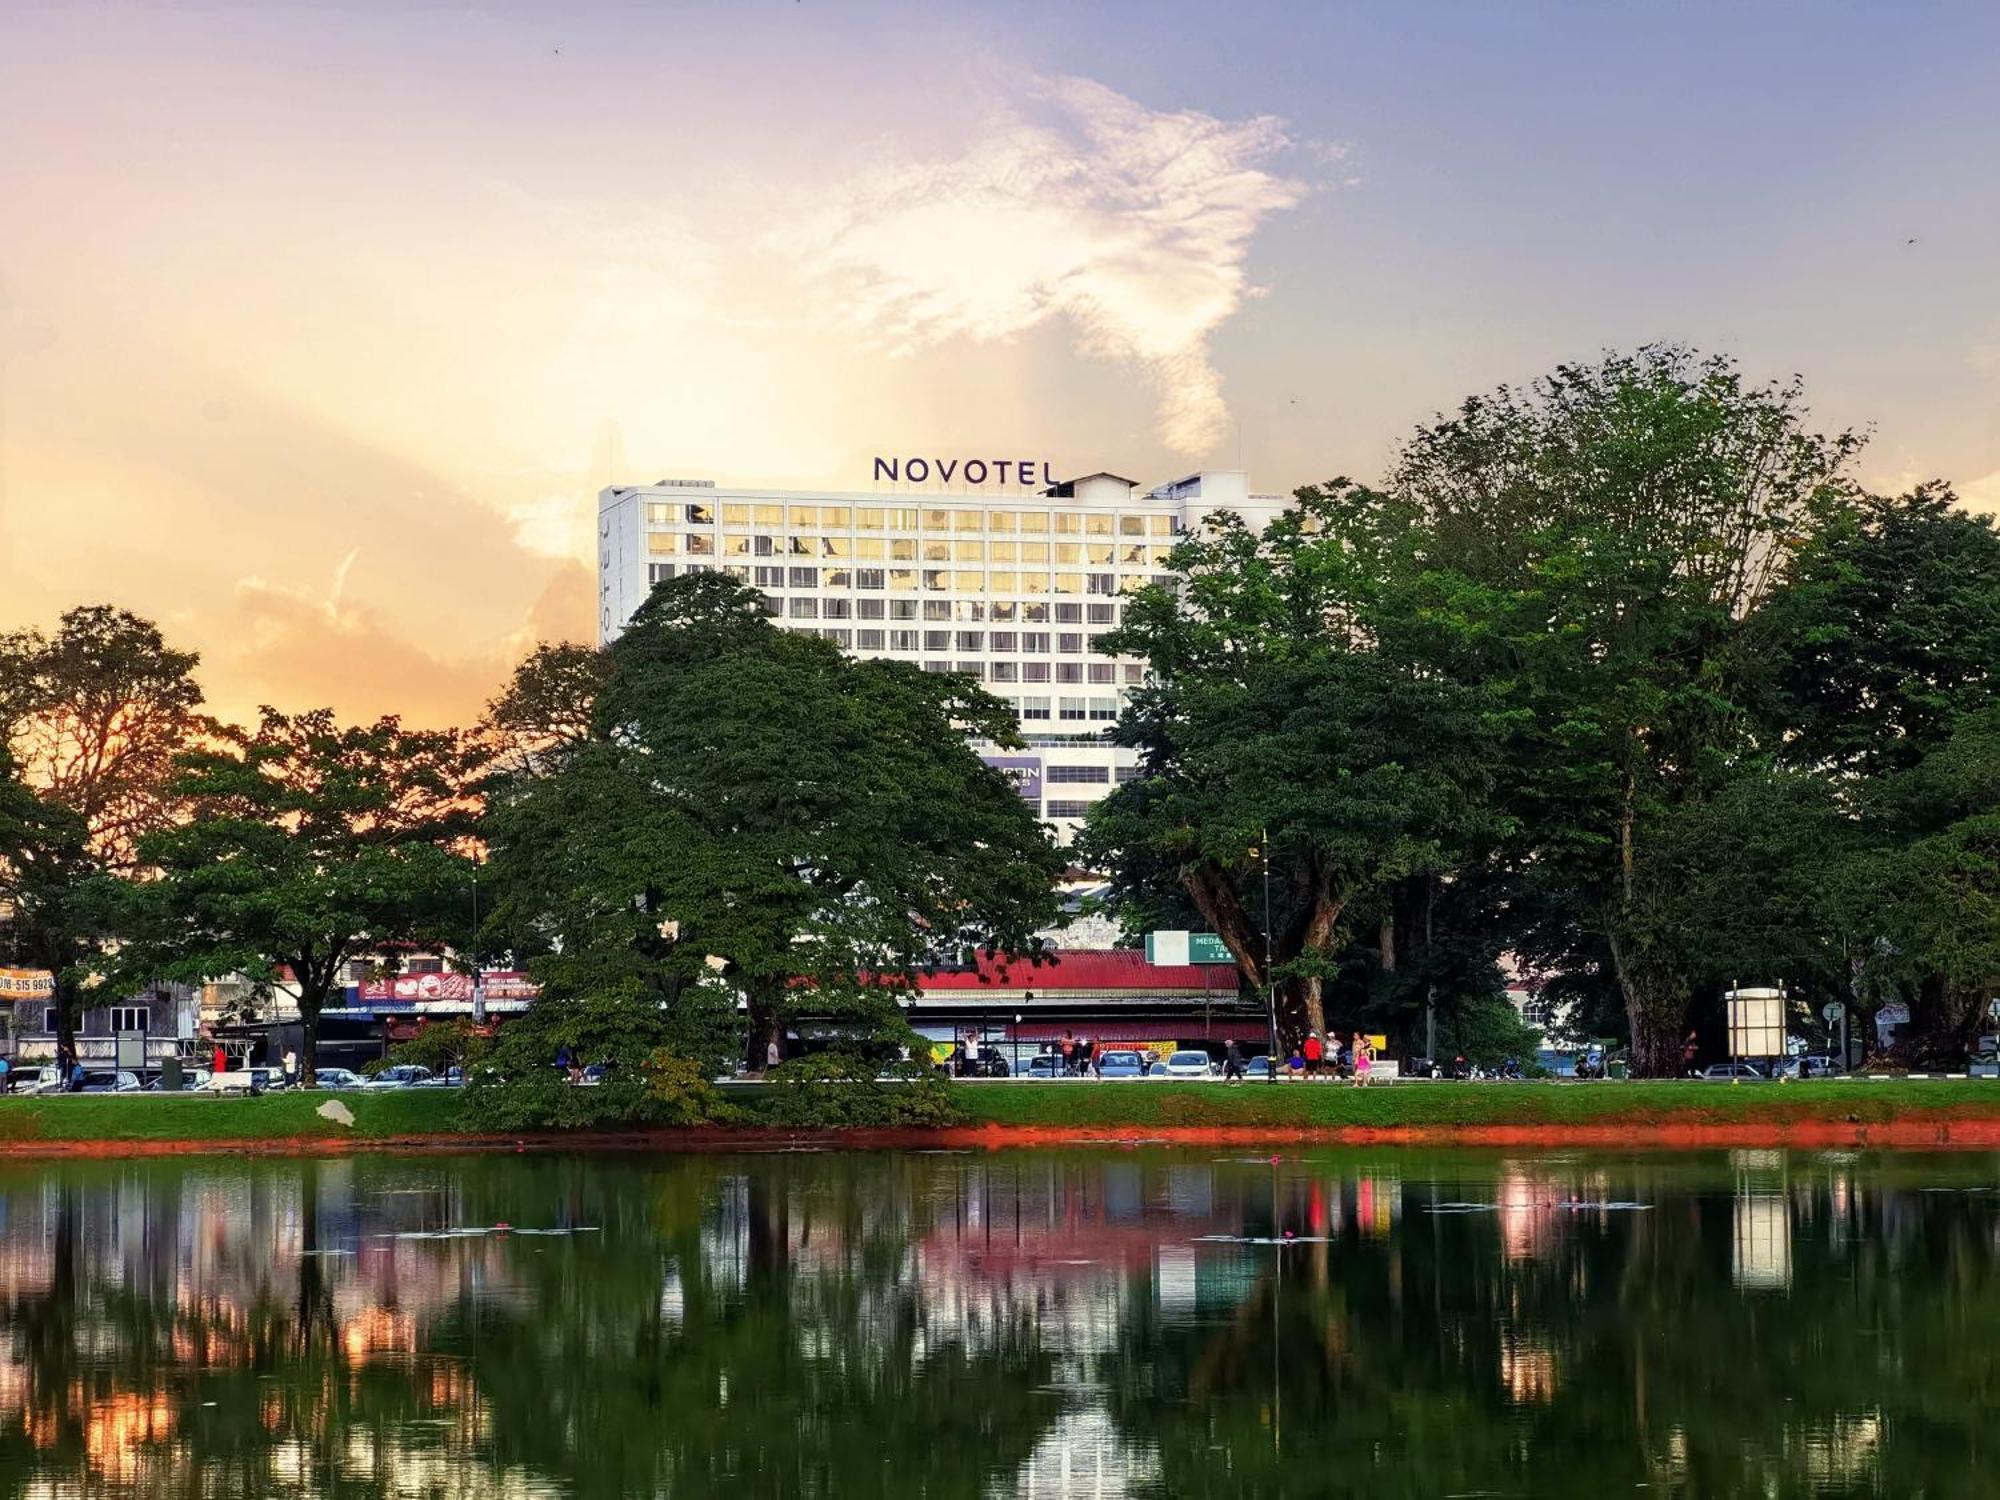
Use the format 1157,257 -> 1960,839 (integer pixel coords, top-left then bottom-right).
308,1067 -> 364,1089
363,1065 -> 435,1089
1157,1050 -> 1218,1080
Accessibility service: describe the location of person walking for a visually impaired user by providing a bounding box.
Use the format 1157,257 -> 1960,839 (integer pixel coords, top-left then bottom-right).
212,1042 -> 227,1078
767,1036 -> 782,1072
1223,1039 -> 1245,1082
1303,1031 -> 1324,1080
282,1047 -> 299,1088
1059,1032 -> 1076,1076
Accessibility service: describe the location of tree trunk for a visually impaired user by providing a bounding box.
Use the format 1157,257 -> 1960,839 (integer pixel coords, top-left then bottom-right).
1379,913 -> 1396,973
1607,928 -> 1687,1078
298,987 -> 321,1089
1900,974 -> 1986,1068
52,975 -> 79,1067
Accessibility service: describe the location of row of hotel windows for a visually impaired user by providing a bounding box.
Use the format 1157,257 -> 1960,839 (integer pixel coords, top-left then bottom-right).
1002,696 -> 1123,721
646,569 -> 1128,626
645,560 -> 1168,597
649,531 -> 1173,567
644,501 -> 1179,537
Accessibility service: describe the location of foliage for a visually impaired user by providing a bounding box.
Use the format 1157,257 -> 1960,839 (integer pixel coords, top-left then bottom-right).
757,1050 -> 964,1128
117,708 -> 478,1083
482,572 -> 1065,1071
479,640 -> 610,782
1432,991 -> 1544,1068
387,1019 -> 489,1077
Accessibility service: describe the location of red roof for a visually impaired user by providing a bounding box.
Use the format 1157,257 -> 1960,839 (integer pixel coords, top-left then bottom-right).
916,949 -> 1240,995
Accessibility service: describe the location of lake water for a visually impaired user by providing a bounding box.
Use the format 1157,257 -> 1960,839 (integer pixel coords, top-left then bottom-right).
0,1146 -> 1994,1497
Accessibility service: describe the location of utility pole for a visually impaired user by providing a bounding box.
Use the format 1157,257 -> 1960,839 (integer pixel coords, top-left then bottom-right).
1263,828 -> 1277,1084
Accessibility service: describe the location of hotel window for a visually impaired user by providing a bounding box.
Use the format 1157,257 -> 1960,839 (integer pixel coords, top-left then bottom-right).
721,534 -> 750,556
1150,515 -> 1175,536
1152,573 -> 1175,587
1021,601 -> 1049,622
1149,547 -> 1173,566
722,504 -> 750,524
821,505 -> 850,527
858,629 -> 885,650
922,538 -> 950,562
685,534 -> 714,555
1087,573 -> 1117,595
1020,696 -> 1051,720
111,1005 -> 150,1033
1057,697 -> 1088,721
754,504 -> 783,526
988,571 -> 1017,592
886,507 -> 920,530
890,538 -> 918,561
1020,542 -> 1050,565
823,598 -> 852,619
889,569 -> 917,590
857,598 -> 885,619
755,565 -> 785,587
1056,663 -> 1083,684
1120,514 -> 1146,536
1016,511 -> 1047,535
1046,800 -> 1093,819
1047,764 -> 1110,784
1055,543 -> 1084,565
953,539 -> 983,561
923,600 -> 953,620
891,599 -> 919,620
923,569 -> 949,591
1023,631 -> 1051,653
989,541 -> 1018,563
646,502 -> 674,525
1020,574 -> 1048,595
825,568 -> 851,588
1116,763 -> 1143,782
855,538 -> 886,560
953,511 -> 982,532
1053,573 -> 1083,595
1058,633 -> 1084,654
987,511 -> 1018,533
856,568 -> 886,590
1053,603 -> 1083,623
990,662 -> 1018,682
990,631 -> 1017,652
955,631 -> 984,651
822,629 -> 852,647
648,564 -> 675,584
1089,663 -> 1116,683
820,537 -> 850,558
923,661 -> 951,673
953,600 -> 985,620
857,508 -> 886,531
890,629 -> 920,651
1123,663 -> 1145,683
648,532 -> 678,555
1086,542 -> 1115,565
1087,604 -> 1116,624
953,571 -> 983,590
789,567 -> 818,588
1120,543 -> 1147,565
789,598 -> 818,619
1089,697 -> 1119,720
760,592 -> 781,615
955,661 -> 985,678
1084,514 -> 1112,536
787,536 -> 814,556
1023,662 -> 1051,683
1053,513 -> 1082,534
990,600 -> 1018,621
726,565 -> 752,583
922,509 -> 951,530
1121,574 -> 1151,595
684,503 -> 712,524
924,630 -> 950,651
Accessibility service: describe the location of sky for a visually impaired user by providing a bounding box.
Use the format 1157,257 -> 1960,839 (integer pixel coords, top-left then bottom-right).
3,0 -> 1998,728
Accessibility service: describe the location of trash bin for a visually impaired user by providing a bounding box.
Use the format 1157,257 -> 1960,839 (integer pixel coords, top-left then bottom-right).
1607,1059 -> 1629,1081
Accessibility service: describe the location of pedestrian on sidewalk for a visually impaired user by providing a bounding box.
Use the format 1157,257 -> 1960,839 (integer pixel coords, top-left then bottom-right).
1223,1039 -> 1245,1082
1303,1032 -> 1324,1079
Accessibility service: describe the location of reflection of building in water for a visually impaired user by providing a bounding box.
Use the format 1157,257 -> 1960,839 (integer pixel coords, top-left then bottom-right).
1006,1406 -> 1161,1500
1733,1193 -> 1793,1290
1498,1330 -> 1559,1404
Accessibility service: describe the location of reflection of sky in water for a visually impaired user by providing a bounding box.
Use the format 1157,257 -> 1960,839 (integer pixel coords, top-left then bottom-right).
0,1149 -> 1993,1496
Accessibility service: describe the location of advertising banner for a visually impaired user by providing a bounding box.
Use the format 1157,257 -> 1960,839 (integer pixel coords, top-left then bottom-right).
981,755 -> 1043,803
0,968 -> 54,1001
356,971 -> 540,1005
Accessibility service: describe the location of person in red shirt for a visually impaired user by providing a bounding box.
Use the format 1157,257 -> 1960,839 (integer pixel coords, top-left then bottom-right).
1302,1032 -> 1324,1079
212,1044 -> 227,1077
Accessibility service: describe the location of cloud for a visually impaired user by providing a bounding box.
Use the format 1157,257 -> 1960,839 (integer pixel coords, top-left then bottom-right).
1963,469 -> 2000,514
783,75 -> 1311,454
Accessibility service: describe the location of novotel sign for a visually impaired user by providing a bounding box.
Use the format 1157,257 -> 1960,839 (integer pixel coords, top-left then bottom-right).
873,456 -> 1056,487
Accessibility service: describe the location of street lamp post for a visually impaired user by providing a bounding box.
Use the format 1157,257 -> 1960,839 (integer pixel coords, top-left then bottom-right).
1263,828 -> 1278,1084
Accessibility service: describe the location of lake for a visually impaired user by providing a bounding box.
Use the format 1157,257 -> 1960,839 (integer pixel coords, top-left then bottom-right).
0,1146 -> 1993,1496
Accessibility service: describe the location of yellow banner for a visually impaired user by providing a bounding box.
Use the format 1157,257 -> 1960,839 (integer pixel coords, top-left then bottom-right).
0,968 -> 53,1000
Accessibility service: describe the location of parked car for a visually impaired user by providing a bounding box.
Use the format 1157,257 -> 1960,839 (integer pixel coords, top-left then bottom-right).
1024,1054 -> 1070,1079
307,1067 -> 363,1089
144,1068 -> 213,1092
11,1066 -> 65,1096
1094,1050 -> 1150,1079
1157,1050 -> 1217,1080
363,1065 -> 435,1089
208,1067 -> 282,1093
1700,1062 -> 1767,1081
76,1070 -> 142,1093
1968,1051 -> 2000,1080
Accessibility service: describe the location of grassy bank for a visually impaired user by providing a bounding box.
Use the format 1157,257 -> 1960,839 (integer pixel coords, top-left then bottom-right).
1,1078 -> 1997,1148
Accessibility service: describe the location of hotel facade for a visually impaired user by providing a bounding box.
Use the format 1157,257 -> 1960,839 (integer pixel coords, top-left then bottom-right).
597,466 -> 1289,838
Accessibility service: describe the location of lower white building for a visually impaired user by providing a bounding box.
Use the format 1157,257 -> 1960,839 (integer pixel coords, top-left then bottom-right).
598,466 -> 1288,840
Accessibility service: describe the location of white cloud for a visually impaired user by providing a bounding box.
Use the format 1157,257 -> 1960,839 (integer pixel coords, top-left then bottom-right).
507,493 -> 591,561
781,75 -> 1312,454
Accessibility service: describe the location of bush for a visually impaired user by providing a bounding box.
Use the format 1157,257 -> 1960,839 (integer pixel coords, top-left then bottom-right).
755,1050 -> 964,1128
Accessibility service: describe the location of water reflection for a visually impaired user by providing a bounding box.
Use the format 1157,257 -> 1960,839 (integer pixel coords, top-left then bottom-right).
0,1147 -> 1995,1497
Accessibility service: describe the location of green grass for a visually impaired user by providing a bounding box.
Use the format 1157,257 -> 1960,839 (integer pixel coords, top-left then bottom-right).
952,1078 -> 2000,1129
2,1077 -> 1996,1146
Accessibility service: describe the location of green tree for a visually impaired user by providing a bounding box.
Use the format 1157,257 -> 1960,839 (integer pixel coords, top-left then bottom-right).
0,606 -> 210,1055
119,708 -> 477,1084
1392,348 -> 1864,1073
482,572 -> 1065,1070
1080,482 -> 1513,1046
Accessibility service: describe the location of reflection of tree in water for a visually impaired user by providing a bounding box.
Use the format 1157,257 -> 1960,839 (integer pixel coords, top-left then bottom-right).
1102,1154 -> 2000,1498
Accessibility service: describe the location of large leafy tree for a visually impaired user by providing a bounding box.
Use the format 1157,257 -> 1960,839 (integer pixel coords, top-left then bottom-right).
483,572 -> 1065,1068
0,606 -> 210,1053
119,708 -> 478,1083
1393,348 -> 1864,1073
1079,482 -> 1514,1047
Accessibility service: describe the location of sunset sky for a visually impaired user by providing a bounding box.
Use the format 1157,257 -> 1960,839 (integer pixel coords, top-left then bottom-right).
4,1 -> 1998,728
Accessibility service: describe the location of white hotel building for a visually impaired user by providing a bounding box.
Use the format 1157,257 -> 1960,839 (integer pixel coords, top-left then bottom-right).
597,467 -> 1288,839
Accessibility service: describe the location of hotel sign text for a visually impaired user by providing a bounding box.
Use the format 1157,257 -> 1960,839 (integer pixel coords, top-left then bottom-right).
873,456 -> 1055,487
